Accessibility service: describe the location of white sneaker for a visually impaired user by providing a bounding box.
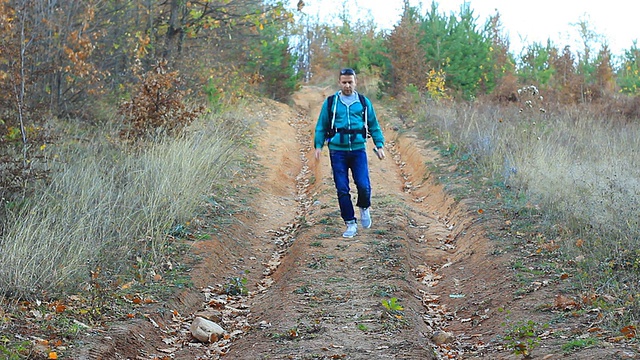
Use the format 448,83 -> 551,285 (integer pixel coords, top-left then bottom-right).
342,220 -> 358,238
360,207 -> 371,229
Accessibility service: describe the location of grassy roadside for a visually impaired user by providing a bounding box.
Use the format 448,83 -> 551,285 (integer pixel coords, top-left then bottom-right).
0,105 -> 253,359
398,94 -> 640,354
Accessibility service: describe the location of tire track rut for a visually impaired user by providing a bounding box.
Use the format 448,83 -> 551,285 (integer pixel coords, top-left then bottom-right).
226,87 -> 469,359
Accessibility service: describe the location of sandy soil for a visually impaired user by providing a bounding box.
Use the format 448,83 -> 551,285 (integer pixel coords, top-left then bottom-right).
71,86 -> 640,359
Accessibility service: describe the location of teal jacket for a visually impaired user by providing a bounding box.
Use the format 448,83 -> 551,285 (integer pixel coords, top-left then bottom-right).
314,91 -> 385,151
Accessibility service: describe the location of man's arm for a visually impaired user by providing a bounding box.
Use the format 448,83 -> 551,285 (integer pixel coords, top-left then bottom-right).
365,99 -> 385,148
313,99 -> 331,159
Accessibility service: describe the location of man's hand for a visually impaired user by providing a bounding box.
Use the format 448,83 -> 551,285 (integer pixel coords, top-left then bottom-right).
374,147 -> 385,160
314,148 -> 322,160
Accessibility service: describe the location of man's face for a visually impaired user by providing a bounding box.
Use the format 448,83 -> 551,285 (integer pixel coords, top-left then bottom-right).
339,75 -> 356,96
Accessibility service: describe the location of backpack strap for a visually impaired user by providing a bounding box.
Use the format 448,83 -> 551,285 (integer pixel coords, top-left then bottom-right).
324,95 -> 338,142
358,93 -> 369,138
329,94 -> 338,130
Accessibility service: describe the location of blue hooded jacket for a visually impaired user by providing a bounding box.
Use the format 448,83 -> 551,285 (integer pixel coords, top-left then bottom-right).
314,91 -> 385,151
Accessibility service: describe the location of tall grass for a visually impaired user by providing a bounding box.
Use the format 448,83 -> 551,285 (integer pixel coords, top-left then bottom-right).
417,98 -> 640,315
0,111 -> 245,299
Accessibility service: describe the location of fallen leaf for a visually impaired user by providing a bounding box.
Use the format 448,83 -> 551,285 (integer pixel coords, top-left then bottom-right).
162,337 -> 176,345
554,294 -> 579,311
422,294 -> 440,304
621,325 -> 636,338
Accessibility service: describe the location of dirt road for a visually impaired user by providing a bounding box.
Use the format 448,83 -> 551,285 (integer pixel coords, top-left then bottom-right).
75,86 -> 636,359
216,86 -> 497,359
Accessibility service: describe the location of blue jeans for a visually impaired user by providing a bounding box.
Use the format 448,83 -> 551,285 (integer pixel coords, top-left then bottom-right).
329,149 -> 371,222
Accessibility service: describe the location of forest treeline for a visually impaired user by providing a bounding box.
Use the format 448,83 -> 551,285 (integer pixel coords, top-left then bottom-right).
1,0 -> 640,198
301,2 -> 640,112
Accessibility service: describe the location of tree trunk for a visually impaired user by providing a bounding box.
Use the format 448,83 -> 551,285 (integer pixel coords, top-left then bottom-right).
164,0 -> 184,64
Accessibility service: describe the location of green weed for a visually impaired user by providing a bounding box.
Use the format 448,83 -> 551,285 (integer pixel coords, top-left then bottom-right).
561,337 -> 597,353
501,317 -> 549,359
381,297 -> 404,312
223,276 -> 248,296
0,337 -> 31,360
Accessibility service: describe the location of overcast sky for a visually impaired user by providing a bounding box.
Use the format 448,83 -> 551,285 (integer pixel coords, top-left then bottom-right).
292,0 -> 639,58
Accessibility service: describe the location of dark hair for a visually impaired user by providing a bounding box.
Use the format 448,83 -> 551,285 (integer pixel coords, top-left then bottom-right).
340,68 -> 356,76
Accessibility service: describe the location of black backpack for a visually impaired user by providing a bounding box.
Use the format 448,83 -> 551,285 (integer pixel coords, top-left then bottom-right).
324,93 -> 369,141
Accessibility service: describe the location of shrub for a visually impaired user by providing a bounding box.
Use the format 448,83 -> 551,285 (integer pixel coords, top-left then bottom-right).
119,60 -> 205,140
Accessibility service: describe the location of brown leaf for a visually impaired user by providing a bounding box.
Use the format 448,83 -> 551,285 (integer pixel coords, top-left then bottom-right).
608,335 -> 626,342
621,325 -> 637,338
582,293 -> 598,305
554,294 -> 579,311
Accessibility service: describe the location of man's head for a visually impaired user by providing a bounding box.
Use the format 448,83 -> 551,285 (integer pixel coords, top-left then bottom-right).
339,68 -> 357,96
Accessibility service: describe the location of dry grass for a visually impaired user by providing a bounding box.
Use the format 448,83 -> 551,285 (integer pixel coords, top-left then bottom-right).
0,110 -> 246,299
416,97 -> 640,319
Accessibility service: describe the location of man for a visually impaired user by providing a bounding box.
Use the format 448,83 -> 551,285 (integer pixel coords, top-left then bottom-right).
314,68 -> 386,238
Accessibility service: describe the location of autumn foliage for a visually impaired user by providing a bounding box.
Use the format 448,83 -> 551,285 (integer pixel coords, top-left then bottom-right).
119,60 -> 205,140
